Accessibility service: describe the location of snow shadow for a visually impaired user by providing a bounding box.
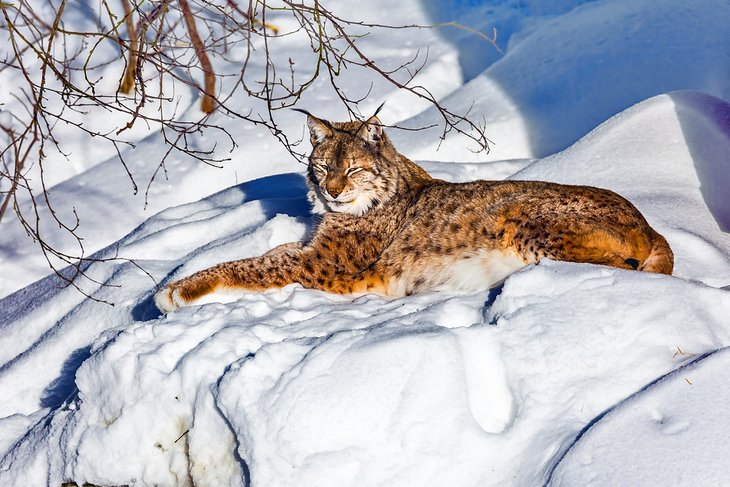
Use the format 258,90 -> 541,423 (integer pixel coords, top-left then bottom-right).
482,283 -> 504,325
40,346 -> 91,409
418,0 -> 506,82
672,92 -> 730,233
232,172 -> 312,220
133,293 -> 163,322
419,1 -> 599,82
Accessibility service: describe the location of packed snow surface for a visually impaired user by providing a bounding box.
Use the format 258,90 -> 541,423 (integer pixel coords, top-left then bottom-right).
1,0 -> 730,486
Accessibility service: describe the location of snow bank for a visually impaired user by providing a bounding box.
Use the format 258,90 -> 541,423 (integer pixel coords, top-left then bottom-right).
4,263 -> 729,486
396,0 -> 730,161
549,347 -> 730,484
2,90 -> 730,485
2,0 -> 730,485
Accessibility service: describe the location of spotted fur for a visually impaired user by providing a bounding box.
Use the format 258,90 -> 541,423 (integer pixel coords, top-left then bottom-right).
154,114 -> 673,312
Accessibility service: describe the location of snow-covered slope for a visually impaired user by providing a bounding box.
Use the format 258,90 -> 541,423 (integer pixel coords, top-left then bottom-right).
395,0 -> 730,162
2,0 -> 730,485
4,0 -> 730,299
549,347 -> 730,485
2,91 -> 730,486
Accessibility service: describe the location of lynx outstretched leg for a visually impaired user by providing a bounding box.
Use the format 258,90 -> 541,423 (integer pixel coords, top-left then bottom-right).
155,243 -> 304,312
153,241 -> 396,312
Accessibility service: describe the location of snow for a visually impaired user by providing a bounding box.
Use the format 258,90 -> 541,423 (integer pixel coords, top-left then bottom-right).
549,347 -> 730,485
394,0 -> 730,161
2,0 -> 730,486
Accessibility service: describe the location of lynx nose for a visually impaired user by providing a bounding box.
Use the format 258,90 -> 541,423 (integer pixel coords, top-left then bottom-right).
326,181 -> 346,198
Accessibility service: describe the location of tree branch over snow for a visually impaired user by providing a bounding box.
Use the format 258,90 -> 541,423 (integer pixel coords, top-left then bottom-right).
0,0 -> 498,296
178,0 -> 216,113
119,0 -> 139,94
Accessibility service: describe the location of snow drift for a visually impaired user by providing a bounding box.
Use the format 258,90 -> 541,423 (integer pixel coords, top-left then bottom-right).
2,90 -> 730,486
1,0 -> 730,485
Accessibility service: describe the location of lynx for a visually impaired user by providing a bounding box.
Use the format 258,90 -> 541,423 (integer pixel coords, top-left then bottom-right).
154,113 -> 673,312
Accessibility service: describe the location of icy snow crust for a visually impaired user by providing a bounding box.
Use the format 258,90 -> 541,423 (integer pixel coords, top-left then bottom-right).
2,0 -> 730,486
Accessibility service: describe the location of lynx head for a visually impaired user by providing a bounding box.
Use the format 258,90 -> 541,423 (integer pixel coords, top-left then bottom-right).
301,112 -> 401,216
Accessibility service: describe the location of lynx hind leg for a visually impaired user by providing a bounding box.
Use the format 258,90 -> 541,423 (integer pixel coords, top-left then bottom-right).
535,225 -> 657,272
589,226 -> 673,274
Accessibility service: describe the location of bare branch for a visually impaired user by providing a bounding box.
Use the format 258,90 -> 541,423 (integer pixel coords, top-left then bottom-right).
0,0 -> 499,301
119,0 -> 139,94
178,0 -> 216,113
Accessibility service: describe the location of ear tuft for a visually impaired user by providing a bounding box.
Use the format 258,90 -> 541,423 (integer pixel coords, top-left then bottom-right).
306,115 -> 332,145
359,115 -> 384,146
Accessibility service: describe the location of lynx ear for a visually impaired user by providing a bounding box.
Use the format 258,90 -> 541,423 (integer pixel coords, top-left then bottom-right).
306,115 -> 333,145
358,115 -> 384,146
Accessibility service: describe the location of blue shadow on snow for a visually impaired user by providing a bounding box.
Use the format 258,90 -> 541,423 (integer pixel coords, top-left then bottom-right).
40,345 -> 92,409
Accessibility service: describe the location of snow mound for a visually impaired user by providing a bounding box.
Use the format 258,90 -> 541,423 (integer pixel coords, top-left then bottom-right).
397,0 -> 730,161
4,262 -> 729,486
549,347 -> 730,484
2,91 -> 730,485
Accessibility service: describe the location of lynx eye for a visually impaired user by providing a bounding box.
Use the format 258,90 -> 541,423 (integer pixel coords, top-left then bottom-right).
346,167 -> 363,176
313,163 -> 329,173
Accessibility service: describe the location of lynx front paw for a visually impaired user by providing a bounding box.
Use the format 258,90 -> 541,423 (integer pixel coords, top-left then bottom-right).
154,285 -> 186,313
